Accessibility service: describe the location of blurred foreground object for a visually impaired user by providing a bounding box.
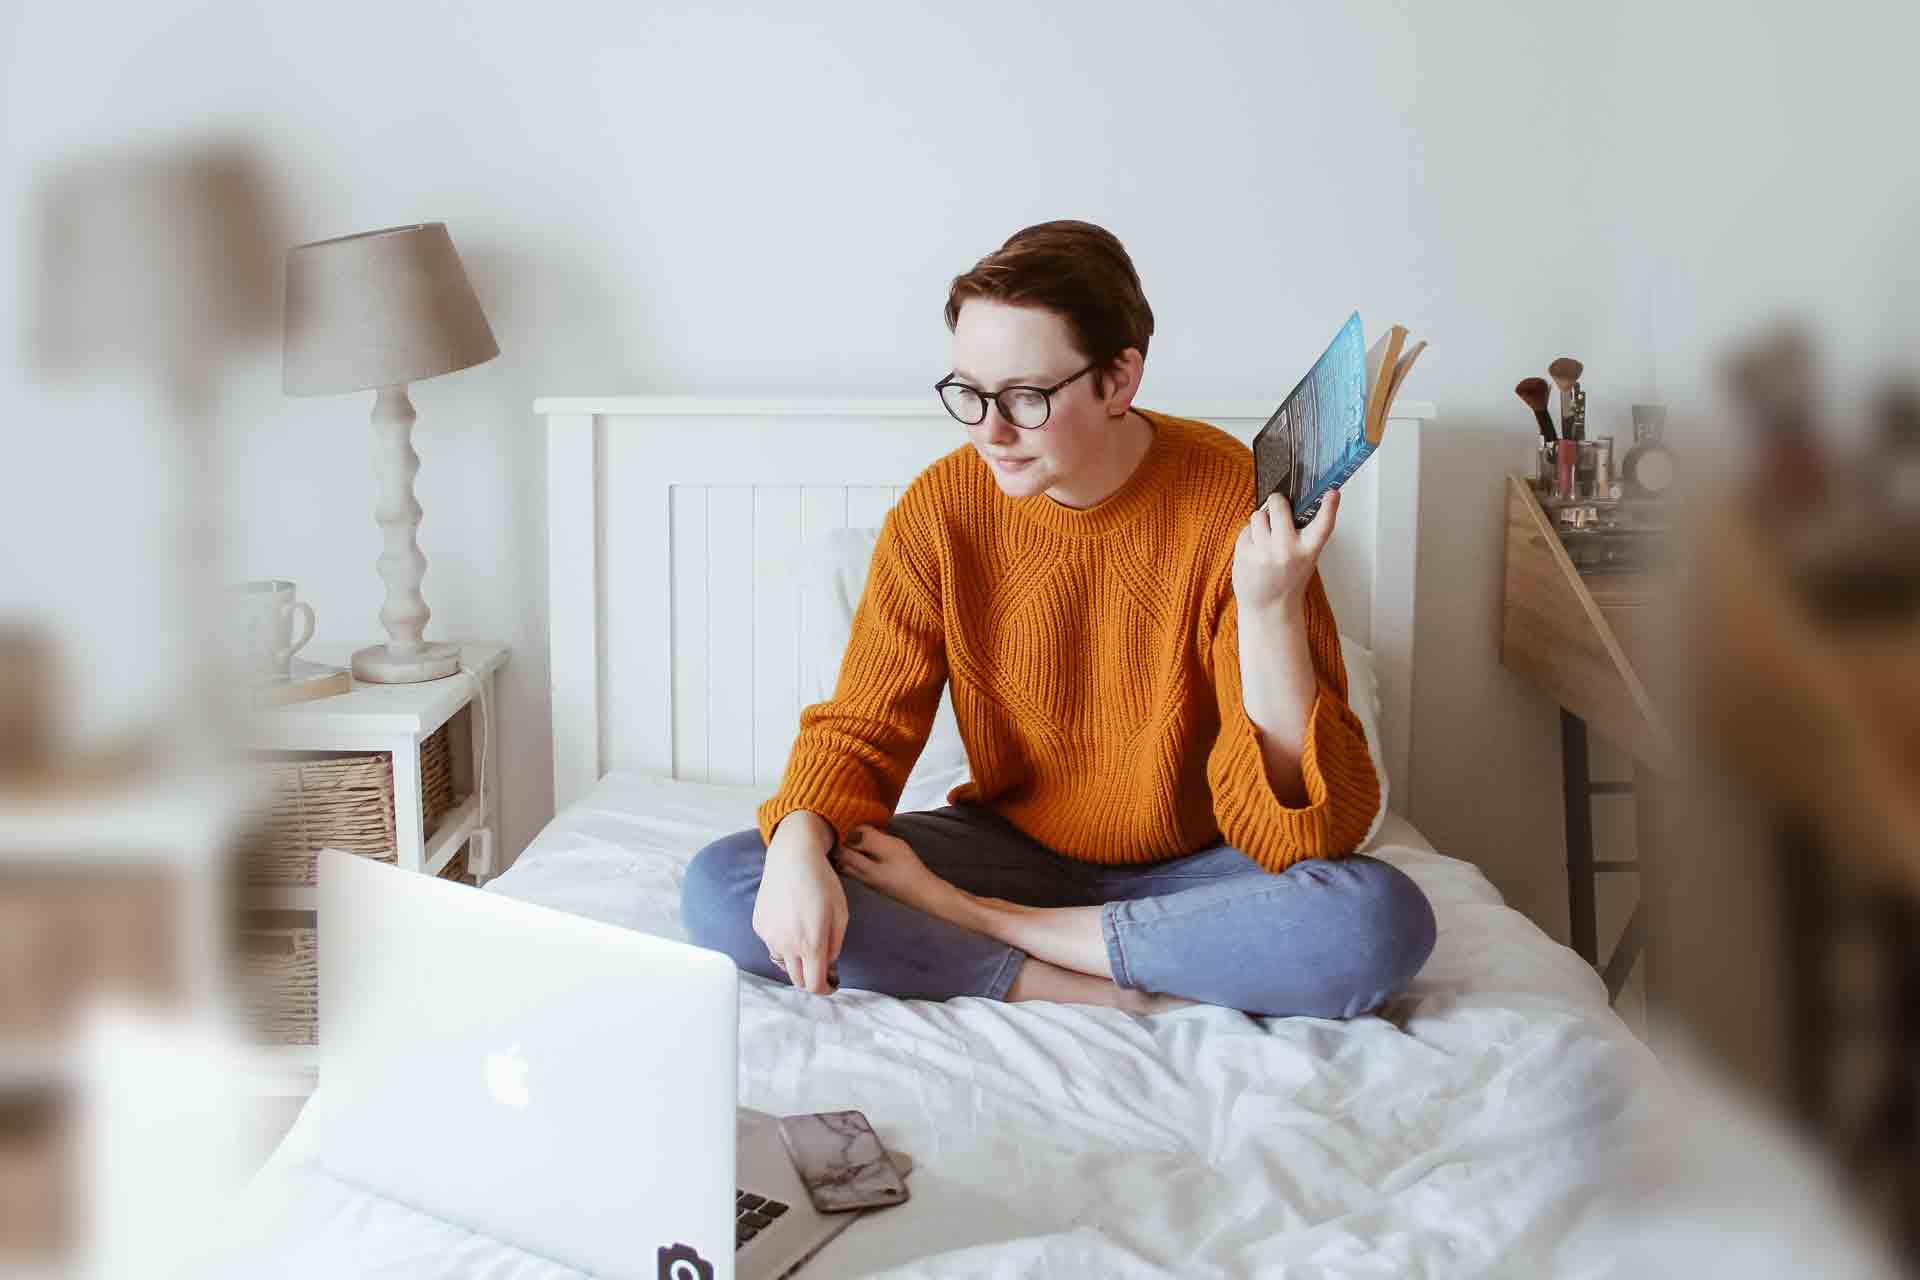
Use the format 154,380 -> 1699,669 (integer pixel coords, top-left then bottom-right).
1718,319 -> 1828,516
0,624 -> 57,779
0,767 -> 253,1271
31,140 -> 278,383
1564,1031 -> 1911,1279
281,222 -> 499,684
1693,501 -> 1920,892
1695,321 -> 1920,882
1681,318 -> 1920,1263
27,138 -> 283,766
72,1003 -> 281,1280
1871,380 -> 1920,525
0,623 -> 153,796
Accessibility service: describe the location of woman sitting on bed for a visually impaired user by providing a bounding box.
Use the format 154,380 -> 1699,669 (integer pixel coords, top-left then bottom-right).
683,219 -> 1436,1019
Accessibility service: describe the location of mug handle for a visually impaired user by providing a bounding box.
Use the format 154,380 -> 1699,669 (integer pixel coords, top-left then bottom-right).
277,601 -> 316,666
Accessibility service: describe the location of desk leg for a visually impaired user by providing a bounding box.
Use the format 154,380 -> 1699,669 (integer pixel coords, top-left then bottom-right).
1561,711 -> 1599,966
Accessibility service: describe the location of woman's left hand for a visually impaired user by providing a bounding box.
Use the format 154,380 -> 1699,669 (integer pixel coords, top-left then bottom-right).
833,824 -> 970,925
1233,487 -> 1339,616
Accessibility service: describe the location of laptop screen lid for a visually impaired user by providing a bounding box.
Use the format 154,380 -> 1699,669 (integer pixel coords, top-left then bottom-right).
314,848 -> 739,1280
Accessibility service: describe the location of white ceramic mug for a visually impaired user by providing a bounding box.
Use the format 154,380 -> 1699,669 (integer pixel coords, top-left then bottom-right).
227,580 -> 315,678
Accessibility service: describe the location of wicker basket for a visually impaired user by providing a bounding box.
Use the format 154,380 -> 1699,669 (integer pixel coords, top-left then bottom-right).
242,722 -> 457,886
239,910 -> 318,1045
239,843 -> 479,1046
438,845 -> 477,886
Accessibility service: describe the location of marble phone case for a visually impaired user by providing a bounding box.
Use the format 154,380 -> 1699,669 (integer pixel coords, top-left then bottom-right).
776,1110 -> 911,1214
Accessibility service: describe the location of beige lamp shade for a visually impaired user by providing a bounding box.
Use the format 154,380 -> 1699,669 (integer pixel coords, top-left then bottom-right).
282,221 -> 498,396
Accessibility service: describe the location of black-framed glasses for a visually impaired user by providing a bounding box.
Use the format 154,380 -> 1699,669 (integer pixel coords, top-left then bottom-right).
933,360 -> 1101,430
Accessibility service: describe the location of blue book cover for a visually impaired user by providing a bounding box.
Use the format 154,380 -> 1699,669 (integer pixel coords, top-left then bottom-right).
1253,311 -> 1425,528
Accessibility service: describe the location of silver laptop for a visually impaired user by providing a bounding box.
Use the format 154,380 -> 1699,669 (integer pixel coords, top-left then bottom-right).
314,847 -> 909,1280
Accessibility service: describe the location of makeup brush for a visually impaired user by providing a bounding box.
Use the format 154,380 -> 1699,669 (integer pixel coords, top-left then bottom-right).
1515,377 -> 1557,443
1549,357 -> 1584,440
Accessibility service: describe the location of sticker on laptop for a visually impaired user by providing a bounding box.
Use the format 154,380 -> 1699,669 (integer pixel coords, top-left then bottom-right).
658,1241 -> 713,1279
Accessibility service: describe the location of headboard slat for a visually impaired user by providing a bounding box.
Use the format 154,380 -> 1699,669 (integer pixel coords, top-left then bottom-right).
752,486 -> 804,788
541,400 -> 1431,821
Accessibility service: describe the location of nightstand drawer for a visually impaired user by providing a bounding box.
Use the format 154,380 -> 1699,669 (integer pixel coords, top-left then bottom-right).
239,722 -> 455,886
238,847 -> 478,1046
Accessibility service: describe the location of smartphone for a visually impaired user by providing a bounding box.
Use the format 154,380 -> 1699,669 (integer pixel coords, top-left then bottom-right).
775,1109 -> 911,1214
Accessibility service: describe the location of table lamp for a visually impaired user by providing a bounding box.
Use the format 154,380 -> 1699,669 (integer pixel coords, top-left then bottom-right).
282,222 -> 499,683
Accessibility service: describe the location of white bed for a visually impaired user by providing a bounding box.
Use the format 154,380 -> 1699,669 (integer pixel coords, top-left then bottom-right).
215,400 -> 1713,1277
230,771 -> 1671,1278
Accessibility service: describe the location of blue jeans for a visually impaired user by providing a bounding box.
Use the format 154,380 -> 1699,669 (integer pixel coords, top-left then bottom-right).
681,802 -> 1436,1020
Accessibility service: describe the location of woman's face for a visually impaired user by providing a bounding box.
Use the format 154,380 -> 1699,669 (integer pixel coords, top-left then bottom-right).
947,298 -> 1126,504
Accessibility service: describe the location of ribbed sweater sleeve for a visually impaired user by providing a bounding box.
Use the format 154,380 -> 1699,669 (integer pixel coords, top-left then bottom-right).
755,500 -> 948,848
1202,564 -> 1381,872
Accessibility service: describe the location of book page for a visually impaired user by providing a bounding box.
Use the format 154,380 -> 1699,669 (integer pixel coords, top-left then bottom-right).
1383,340 -> 1428,414
1362,325 -> 1407,444
1364,330 -> 1393,402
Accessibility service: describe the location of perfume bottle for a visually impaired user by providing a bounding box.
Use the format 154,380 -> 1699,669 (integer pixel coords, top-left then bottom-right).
1621,404 -> 1677,499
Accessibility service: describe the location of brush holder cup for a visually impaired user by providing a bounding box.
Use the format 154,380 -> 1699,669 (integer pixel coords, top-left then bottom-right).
1573,439 -> 1612,500
1539,441 -> 1617,502
1534,441 -> 1559,494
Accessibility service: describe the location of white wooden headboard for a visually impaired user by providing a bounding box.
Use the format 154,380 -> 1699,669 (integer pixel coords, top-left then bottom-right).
535,397 -> 1432,820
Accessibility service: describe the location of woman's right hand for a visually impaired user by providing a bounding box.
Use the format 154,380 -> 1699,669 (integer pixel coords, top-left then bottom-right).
752,812 -> 848,995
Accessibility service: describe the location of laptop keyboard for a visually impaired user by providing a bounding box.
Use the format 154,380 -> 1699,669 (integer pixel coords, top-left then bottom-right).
735,1189 -> 791,1248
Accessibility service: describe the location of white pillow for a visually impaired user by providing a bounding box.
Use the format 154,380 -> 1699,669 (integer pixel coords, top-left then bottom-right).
794,528 -> 970,814
1337,634 -> 1391,851
792,527 -> 1389,845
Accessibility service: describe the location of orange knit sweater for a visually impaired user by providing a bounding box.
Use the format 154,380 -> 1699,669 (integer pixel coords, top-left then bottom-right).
755,408 -> 1381,873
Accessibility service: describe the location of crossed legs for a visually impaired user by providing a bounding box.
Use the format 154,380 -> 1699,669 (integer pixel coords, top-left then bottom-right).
829,824 -> 1194,1012
682,805 -> 1436,1019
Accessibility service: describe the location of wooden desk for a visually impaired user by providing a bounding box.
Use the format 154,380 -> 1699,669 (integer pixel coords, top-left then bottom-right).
1501,475 -> 1677,1008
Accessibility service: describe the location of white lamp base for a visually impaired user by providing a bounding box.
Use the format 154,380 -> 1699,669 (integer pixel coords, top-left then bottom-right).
352,640 -> 461,684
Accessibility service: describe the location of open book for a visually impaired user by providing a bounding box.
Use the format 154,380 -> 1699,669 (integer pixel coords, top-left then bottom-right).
1253,311 -> 1427,527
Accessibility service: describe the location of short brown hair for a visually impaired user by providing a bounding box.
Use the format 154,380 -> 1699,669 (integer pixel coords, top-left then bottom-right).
944,220 -> 1154,395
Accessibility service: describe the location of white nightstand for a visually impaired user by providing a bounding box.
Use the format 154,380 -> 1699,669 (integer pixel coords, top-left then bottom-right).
239,642 -> 507,1097
243,642 -> 509,897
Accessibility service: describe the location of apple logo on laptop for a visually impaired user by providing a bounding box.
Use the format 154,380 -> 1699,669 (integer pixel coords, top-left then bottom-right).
485,1042 -> 531,1109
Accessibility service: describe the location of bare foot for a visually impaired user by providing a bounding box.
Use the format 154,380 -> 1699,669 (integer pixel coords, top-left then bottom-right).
1004,956 -> 1203,1014
832,824 -> 974,926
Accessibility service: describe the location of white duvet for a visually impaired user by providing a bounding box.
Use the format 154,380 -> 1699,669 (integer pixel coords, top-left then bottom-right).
211,773 -> 1904,1279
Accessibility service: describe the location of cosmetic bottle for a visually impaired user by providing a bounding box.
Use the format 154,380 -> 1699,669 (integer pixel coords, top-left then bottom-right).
1621,404 -> 1677,500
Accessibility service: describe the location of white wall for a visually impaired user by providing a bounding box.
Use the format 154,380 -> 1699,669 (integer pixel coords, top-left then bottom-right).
5,1 -> 1914,973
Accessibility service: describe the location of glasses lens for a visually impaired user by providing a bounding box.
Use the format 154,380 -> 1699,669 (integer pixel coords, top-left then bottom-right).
1003,388 -> 1050,428
940,383 -> 985,423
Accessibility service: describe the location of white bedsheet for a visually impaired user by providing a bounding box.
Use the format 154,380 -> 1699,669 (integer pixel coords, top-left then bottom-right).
207,774 -> 1900,1279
